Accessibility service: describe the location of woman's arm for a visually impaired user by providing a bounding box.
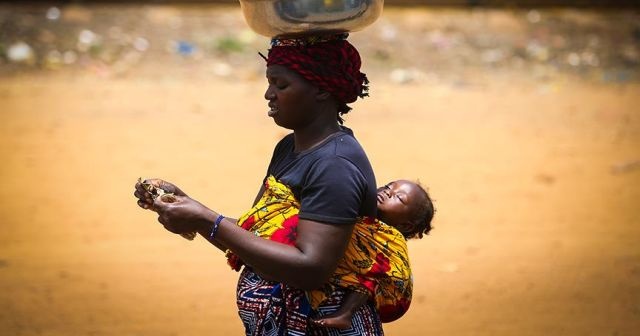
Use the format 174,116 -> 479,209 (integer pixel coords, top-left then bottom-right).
136,173 -> 356,290
215,217 -> 354,289
149,194 -> 353,290
196,219 -> 236,252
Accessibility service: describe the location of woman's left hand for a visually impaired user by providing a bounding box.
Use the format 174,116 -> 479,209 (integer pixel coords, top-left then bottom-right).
153,194 -> 214,235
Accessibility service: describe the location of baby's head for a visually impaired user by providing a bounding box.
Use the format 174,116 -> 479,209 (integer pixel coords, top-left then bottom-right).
376,180 -> 435,239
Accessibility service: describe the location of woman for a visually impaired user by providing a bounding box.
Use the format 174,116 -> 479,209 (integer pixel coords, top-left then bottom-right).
134,34 -> 382,335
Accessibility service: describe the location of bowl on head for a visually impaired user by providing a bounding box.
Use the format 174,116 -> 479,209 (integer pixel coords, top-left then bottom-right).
239,0 -> 384,38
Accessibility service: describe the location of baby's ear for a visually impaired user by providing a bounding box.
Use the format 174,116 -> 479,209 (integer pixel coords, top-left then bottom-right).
396,222 -> 415,235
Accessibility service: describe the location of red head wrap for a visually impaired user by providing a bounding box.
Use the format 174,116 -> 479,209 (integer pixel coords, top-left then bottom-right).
265,34 -> 369,105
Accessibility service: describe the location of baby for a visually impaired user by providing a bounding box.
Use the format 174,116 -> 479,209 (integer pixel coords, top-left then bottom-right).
313,179 -> 435,329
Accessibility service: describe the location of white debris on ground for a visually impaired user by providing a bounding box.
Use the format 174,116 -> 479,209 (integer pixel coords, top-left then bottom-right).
0,5 -> 638,85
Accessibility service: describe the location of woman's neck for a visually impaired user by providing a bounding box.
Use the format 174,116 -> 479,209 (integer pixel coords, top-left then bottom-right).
292,121 -> 342,153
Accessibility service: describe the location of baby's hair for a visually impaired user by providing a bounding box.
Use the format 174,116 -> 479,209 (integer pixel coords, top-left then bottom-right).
408,182 -> 435,239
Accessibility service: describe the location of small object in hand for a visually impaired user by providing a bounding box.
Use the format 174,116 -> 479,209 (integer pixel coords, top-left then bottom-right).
138,177 -> 169,200
138,177 -> 197,241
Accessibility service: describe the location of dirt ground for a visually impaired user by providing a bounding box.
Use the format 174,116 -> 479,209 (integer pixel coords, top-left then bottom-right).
1,5 -> 639,336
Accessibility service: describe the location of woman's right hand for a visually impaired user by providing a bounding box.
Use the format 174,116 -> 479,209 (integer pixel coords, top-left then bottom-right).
134,178 -> 187,211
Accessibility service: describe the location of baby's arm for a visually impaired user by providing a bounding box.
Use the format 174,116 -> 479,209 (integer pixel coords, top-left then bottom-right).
312,290 -> 369,330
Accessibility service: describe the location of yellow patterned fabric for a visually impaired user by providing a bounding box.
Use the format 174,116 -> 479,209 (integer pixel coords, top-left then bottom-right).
226,175 -> 413,323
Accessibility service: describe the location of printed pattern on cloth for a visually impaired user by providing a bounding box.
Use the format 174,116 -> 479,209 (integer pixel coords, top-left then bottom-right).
307,287 -> 384,336
317,217 -> 413,323
270,33 -> 349,47
265,35 -> 368,105
237,268 -> 310,336
228,175 -> 413,324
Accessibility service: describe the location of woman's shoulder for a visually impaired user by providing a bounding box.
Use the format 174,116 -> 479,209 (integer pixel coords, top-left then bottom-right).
330,129 -> 372,170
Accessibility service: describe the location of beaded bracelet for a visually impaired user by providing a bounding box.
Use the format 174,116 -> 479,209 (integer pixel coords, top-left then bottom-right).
209,214 -> 225,240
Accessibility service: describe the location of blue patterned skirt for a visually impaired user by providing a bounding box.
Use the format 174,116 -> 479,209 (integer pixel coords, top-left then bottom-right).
237,268 -> 384,336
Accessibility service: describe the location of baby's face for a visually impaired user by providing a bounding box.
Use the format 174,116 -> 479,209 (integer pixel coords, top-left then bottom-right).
376,180 -> 425,236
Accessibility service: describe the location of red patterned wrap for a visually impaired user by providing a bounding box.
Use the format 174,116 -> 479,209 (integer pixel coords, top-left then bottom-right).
265,34 -> 369,105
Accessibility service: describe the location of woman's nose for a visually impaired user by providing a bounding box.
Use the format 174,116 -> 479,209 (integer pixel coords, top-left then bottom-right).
264,86 -> 275,100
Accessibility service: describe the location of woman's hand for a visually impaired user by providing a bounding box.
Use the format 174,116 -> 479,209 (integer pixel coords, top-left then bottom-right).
153,195 -> 214,235
134,178 -> 187,210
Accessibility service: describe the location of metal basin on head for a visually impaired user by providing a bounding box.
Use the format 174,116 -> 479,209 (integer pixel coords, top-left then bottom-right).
239,0 -> 384,38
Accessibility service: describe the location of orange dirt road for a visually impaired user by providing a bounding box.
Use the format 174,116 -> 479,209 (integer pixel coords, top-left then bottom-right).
1,73 -> 639,335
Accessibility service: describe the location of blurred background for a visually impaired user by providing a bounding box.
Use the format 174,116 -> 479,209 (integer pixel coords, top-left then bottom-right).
1,1 -> 639,335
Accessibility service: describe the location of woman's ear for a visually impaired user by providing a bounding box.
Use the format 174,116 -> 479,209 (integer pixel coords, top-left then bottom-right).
316,90 -> 331,101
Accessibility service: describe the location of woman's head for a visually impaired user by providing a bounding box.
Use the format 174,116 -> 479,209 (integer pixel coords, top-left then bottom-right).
265,64 -> 330,129
263,34 -> 369,124
376,180 -> 435,239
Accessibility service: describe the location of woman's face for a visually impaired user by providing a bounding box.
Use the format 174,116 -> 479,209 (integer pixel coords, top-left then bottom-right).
264,65 -> 320,130
376,180 -> 426,236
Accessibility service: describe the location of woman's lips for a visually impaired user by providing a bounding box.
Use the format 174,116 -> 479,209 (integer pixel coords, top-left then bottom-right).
377,193 -> 385,204
268,105 -> 278,117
